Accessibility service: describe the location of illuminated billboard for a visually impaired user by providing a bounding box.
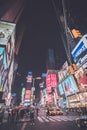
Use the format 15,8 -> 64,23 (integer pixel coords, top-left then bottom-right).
63,75 -> 78,96
75,68 -> 87,91
26,75 -> 32,83
24,90 -> 31,100
48,94 -> 52,103
0,47 -> 7,70
58,83 -> 64,96
71,34 -> 87,66
59,75 -> 79,97
46,74 -> 57,88
0,21 -> 16,46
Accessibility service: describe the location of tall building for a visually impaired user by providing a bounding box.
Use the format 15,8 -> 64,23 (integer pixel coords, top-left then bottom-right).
0,0 -> 25,105
46,48 -> 56,70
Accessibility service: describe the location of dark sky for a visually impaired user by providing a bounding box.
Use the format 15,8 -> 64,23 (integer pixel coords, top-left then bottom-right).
18,0 -> 63,78
17,0 -> 87,80
12,0 -> 87,102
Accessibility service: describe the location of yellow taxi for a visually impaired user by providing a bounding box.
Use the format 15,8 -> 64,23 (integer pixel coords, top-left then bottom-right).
49,108 -> 63,116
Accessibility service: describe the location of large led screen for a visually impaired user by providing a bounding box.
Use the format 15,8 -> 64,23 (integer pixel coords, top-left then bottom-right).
62,75 -> 78,97
58,83 -> 64,96
75,68 -> 87,92
46,74 -> 57,88
0,47 -> 7,70
71,34 -> 87,66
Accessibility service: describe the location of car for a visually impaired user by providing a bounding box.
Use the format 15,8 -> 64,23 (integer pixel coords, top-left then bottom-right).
56,108 -> 63,115
76,115 -> 87,128
49,108 -> 56,116
49,108 -> 63,116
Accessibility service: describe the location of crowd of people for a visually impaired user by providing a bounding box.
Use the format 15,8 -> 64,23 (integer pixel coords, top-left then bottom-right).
0,104 -> 52,126
0,105 -> 40,125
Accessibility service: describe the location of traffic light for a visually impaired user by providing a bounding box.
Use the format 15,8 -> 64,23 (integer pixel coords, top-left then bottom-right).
71,29 -> 82,38
68,64 -> 78,75
68,65 -> 74,75
72,64 -> 78,71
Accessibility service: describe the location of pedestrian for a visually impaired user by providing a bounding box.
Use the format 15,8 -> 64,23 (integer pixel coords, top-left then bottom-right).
29,107 -> 35,125
46,107 -> 49,119
8,107 -> 12,123
36,107 -> 39,117
0,107 -> 4,124
66,108 -> 69,115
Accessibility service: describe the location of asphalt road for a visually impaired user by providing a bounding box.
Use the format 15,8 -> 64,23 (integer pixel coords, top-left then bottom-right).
0,109 -> 87,130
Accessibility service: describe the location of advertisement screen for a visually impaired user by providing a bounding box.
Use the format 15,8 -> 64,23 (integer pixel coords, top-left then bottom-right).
46,74 -> 57,88
58,83 -> 64,96
46,86 -> 52,93
75,68 -> 87,91
25,90 -> 31,99
62,75 -> 78,96
26,75 -> 32,83
0,47 -> 7,70
8,60 -> 14,91
71,34 -> 87,65
48,94 -> 52,103
0,76 -> 3,92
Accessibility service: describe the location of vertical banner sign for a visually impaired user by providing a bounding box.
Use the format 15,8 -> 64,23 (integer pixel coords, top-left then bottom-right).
25,90 -> 31,99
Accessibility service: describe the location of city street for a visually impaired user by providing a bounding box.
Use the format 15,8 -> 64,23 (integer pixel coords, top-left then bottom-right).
0,108 -> 87,130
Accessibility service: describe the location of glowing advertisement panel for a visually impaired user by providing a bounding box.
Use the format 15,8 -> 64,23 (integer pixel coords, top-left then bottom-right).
25,90 -> 31,99
26,75 -> 32,83
58,83 -> 64,96
46,86 -> 52,93
46,74 -> 57,88
75,68 -> 87,92
71,34 -> 87,66
62,75 -> 79,97
7,60 -> 14,92
0,21 -> 16,46
48,94 -> 52,103
0,76 -> 3,92
42,88 -> 47,95
0,47 -> 7,70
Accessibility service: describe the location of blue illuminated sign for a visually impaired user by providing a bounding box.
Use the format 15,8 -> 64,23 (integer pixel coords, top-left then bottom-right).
71,34 -> 87,65
41,73 -> 46,78
28,71 -> 32,75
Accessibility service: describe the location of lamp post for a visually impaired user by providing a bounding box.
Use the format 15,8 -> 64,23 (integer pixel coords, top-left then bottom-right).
31,76 -> 42,105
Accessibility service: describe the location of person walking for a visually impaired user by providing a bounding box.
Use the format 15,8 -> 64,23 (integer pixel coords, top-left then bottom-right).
36,106 -> 39,117
46,107 -> 49,119
29,107 -> 35,125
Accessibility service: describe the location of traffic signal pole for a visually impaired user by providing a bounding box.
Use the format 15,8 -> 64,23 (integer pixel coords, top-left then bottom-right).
51,0 -> 69,63
51,0 -> 76,65
62,0 -> 72,65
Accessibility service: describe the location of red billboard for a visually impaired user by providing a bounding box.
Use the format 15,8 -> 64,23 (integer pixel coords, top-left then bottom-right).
24,90 -> 31,99
48,94 -> 52,103
46,74 -> 57,88
75,68 -> 87,91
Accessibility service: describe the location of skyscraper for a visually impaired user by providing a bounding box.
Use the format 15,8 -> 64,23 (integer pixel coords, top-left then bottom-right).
46,48 -> 56,70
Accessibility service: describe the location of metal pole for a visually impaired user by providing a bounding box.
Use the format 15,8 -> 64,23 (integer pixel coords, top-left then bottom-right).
33,78 -> 35,88
51,0 -> 71,65
62,0 -> 72,65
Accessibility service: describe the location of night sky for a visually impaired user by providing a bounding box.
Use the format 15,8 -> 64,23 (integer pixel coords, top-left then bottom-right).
11,0 -> 87,103
18,0 -> 63,79
17,0 -> 87,80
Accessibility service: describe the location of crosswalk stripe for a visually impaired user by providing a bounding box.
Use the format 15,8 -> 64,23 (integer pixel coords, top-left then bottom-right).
37,116 -> 44,123
41,117 -> 49,122
37,115 -> 78,123
58,116 -> 66,120
51,117 -> 61,122
48,117 -> 55,122
55,117 -> 63,121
